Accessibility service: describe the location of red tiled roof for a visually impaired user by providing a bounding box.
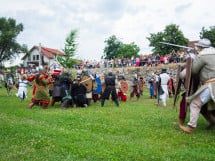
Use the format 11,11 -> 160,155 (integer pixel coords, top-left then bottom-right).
34,46 -> 65,59
22,46 -> 65,60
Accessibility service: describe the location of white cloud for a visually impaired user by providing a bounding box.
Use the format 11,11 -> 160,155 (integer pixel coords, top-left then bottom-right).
0,0 -> 215,65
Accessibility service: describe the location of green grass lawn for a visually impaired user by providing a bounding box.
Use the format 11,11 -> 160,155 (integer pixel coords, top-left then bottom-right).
0,86 -> 215,161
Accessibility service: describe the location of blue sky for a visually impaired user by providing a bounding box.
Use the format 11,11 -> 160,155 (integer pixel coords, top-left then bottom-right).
0,0 -> 214,66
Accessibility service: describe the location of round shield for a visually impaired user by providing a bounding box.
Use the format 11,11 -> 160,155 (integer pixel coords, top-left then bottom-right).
120,80 -> 129,93
81,75 -> 93,93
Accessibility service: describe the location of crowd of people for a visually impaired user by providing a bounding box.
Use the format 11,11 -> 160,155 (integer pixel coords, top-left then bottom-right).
76,49 -> 195,69
0,64 -> 174,108
1,38 -> 215,135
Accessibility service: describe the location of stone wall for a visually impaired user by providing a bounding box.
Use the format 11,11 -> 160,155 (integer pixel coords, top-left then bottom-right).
90,63 -> 184,82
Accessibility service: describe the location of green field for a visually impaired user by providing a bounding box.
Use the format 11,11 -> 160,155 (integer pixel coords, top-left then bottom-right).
0,86 -> 215,161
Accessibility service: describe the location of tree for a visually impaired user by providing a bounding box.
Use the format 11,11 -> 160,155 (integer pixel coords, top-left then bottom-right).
103,35 -> 122,59
147,24 -> 189,55
103,35 -> 140,59
0,17 -> 27,66
200,26 -> 215,47
118,42 -> 140,58
57,30 -> 78,69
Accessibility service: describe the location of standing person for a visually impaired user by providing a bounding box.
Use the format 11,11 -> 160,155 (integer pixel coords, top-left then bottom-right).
27,66 -> 51,109
5,69 -> 15,96
138,76 -> 145,96
148,76 -> 155,99
172,51 -> 198,126
117,75 -> 127,102
153,72 -> 160,104
158,68 -> 170,107
101,71 -> 119,107
16,73 -> 31,102
92,74 -> 102,103
130,75 -> 140,101
179,38 -> 215,134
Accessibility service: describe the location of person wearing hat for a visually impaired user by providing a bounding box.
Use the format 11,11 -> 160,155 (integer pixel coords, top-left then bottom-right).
157,68 -> 170,107
179,38 -> 215,134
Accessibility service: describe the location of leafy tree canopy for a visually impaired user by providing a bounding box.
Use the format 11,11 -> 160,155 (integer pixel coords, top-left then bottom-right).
118,42 -> 140,58
103,35 -> 140,59
0,17 -> 27,64
147,24 -> 189,55
103,35 -> 122,59
200,26 -> 215,47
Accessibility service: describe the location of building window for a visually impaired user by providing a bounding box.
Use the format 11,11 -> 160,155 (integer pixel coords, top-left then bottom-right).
36,55 -> 39,60
33,55 -> 36,60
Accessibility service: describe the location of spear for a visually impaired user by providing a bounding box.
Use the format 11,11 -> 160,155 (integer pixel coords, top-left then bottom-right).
159,42 -> 194,50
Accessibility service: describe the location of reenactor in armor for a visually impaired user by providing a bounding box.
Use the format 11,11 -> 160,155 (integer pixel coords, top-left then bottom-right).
71,76 -> 88,107
27,66 -> 52,109
179,39 -> 215,133
158,68 -> 170,107
59,71 -> 73,108
16,73 -> 31,102
138,76 -> 145,96
130,75 -> 140,101
5,69 -> 15,96
101,71 -> 119,107
51,69 -> 73,108
117,74 -> 127,102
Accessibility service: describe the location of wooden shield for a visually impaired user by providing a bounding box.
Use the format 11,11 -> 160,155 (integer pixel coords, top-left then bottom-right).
184,57 -> 192,110
81,75 -> 93,93
120,80 -> 129,93
173,64 -> 183,107
185,57 -> 192,98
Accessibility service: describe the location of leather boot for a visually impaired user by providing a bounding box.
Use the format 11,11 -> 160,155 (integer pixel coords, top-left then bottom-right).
179,118 -> 185,125
179,125 -> 194,134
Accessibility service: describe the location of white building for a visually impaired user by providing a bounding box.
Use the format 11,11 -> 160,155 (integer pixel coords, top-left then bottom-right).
22,45 -> 65,67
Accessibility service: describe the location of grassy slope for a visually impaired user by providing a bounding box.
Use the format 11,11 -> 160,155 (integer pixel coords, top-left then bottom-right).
0,87 -> 215,161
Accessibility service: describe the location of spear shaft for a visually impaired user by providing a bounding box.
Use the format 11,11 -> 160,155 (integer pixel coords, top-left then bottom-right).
159,42 -> 193,50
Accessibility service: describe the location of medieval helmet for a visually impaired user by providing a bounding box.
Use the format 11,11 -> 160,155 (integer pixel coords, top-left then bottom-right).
108,70 -> 113,76
161,68 -> 167,73
195,38 -> 211,48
